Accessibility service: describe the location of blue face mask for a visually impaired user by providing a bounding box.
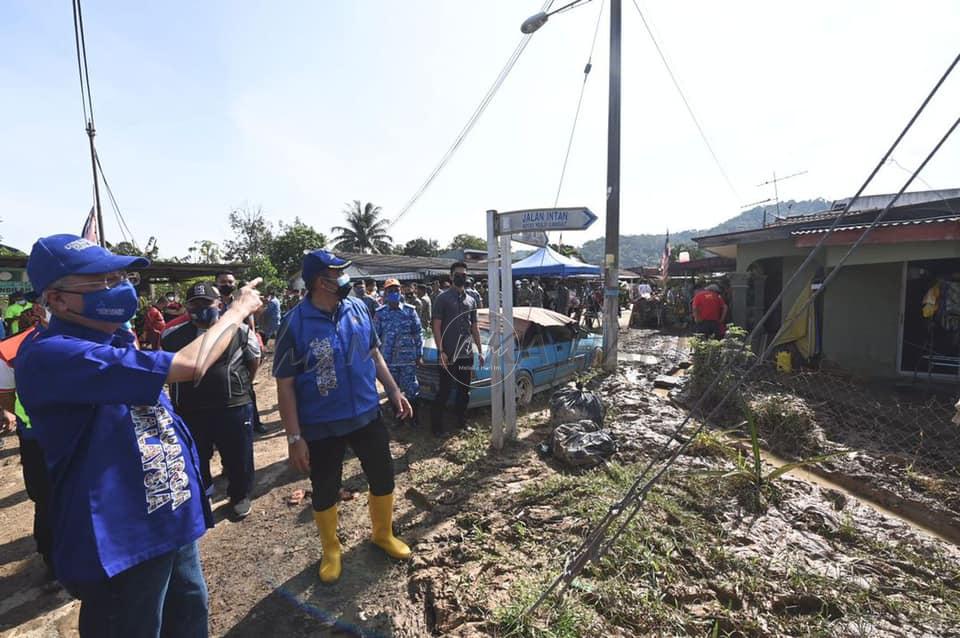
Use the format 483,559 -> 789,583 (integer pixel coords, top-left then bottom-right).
75,281 -> 139,323
385,291 -> 401,305
190,306 -> 220,326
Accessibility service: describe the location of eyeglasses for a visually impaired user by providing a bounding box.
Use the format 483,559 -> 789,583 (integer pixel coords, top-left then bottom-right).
56,271 -> 141,292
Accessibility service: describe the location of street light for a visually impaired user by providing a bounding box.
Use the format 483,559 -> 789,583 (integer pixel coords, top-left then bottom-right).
521,0 -> 622,372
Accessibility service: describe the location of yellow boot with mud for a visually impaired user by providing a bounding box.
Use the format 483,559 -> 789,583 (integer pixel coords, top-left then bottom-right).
313,506 -> 342,583
368,492 -> 411,560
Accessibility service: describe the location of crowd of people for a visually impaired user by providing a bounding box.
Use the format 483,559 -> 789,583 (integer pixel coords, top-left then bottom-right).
0,231 -> 737,636
626,277 -> 731,339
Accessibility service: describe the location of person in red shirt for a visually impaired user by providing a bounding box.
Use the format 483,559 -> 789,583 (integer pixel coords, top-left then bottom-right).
691,283 -> 728,339
143,297 -> 167,350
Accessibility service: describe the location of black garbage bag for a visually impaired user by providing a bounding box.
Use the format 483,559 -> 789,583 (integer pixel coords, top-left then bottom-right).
551,420 -> 617,468
550,385 -> 605,426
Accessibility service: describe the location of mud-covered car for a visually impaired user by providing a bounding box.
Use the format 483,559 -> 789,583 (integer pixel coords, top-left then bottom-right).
418,307 -> 602,408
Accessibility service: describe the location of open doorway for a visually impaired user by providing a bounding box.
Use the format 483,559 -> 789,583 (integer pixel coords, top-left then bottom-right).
900,258 -> 960,377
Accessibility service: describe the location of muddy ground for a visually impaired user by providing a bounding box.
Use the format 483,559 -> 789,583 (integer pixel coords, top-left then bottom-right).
1,328 -> 959,637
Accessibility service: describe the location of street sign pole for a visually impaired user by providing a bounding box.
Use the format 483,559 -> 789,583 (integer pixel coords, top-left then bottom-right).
486,210 -> 505,450
485,205 -> 596,451
500,232 -> 517,441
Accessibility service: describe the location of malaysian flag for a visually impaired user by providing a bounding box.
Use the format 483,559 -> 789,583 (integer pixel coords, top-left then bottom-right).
81,206 -> 100,245
659,230 -> 670,283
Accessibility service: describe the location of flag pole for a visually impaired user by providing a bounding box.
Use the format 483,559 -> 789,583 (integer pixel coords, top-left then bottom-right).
86,121 -> 105,247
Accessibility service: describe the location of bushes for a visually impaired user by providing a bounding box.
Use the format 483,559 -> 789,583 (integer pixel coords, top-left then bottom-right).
747,393 -> 825,458
687,325 -> 754,419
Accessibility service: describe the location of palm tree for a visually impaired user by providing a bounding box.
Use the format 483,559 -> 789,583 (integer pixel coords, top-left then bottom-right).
331,201 -> 393,254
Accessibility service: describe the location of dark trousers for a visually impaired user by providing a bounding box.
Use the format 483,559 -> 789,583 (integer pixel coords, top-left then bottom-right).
17,429 -> 53,566
431,357 -> 473,433
308,417 -> 394,512
696,320 -> 722,340
180,405 -> 254,503
65,541 -> 208,638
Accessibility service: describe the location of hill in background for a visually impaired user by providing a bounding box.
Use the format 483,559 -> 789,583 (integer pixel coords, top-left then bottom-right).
578,198 -> 829,267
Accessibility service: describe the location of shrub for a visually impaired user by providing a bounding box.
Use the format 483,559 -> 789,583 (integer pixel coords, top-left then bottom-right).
687,325 -> 754,421
747,393 -> 825,458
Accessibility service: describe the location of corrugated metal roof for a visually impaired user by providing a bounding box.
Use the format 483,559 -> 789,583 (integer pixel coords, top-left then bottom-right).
790,215 -> 960,235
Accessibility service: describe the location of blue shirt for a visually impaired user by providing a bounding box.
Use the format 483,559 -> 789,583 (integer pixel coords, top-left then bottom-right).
260,297 -> 281,336
373,303 -> 423,366
273,296 -> 381,440
15,317 -> 211,585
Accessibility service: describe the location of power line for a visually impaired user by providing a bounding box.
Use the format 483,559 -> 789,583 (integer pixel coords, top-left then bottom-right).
387,0 -> 557,231
629,0 -> 741,202
95,153 -> 140,249
552,0 -> 605,208
523,51 -> 960,618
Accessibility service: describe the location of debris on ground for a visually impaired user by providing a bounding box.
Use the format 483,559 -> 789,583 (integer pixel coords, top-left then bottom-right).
549,385 -> 605,426
550,420 -> 617,468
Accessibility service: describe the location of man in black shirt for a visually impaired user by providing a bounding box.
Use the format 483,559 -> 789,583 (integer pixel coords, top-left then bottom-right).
430,262 -> 484,437
162,282 -> 261,519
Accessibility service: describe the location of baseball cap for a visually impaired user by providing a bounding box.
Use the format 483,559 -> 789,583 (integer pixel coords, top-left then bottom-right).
27,234 -> 149,296
186,281 -> 220,302
384,278 -> 400,289
302,250 -> 351,285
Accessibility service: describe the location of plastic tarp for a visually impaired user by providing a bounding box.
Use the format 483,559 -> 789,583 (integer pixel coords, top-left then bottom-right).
771,275 -> 816,359
511,245 -> 601,277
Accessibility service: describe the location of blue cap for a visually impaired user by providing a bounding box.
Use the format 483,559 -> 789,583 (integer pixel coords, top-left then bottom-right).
27,234 -> 149,296
302,249 -> 351,285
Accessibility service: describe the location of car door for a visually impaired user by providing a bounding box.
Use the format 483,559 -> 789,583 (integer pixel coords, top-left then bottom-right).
517,323 -> 554,390
549,325 -> 578,384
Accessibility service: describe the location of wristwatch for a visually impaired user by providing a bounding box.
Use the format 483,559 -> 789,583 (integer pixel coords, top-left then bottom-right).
287,433 -> 302,445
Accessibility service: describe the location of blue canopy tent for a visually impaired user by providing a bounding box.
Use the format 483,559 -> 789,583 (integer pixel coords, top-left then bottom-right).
510,245 -> 601,278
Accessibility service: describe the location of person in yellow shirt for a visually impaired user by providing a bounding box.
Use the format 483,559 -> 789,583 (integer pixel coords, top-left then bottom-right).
4,291 -> 32,335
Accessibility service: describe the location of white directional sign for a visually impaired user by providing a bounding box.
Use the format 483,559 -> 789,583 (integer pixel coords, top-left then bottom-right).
514,230 -> 548,247
497,207 -> 597,235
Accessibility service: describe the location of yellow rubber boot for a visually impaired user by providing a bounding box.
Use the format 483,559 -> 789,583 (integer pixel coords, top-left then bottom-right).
368,492 -> 411,560
313,506 -> 342,583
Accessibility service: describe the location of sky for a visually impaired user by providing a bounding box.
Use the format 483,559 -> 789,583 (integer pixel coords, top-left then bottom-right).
1,0 -> 958,258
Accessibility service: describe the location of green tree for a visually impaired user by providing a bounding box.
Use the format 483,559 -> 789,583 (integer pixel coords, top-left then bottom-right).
331,201 -> 393,254
401,238 -> 440,257
447,233 -> 486,251
243,254 -> 284,294
187,240 -> 223,263
109,241 -> 142,256
270,217 -> 327,276
224,206 -> 274,262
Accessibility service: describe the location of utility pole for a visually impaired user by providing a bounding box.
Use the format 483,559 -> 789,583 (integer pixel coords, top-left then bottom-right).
601,0 -> 622,371
86,120 -> 105,246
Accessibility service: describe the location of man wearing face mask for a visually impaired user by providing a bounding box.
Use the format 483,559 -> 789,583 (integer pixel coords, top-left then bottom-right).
274,250 -> 413,584
431,262 -> 484,437
374,279 -> 423,425
162,282 -> 260,519
15,234 -> 262,637
216,271 -> 267,434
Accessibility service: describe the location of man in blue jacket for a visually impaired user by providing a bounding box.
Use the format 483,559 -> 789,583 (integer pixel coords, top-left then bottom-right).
15,234 -> 262,637
274,250 -> 413,584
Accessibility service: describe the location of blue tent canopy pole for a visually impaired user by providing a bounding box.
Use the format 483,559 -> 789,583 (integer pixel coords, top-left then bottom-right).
510,245 -> 601,278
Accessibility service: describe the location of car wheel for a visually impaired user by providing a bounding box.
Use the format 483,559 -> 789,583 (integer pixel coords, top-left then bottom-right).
516,373 -> 534,407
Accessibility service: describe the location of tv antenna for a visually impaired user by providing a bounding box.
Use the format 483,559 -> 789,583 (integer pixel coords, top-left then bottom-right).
755,170 -> 807,227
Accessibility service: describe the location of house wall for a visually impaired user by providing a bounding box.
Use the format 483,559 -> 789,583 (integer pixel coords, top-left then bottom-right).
820,262 -> 904,377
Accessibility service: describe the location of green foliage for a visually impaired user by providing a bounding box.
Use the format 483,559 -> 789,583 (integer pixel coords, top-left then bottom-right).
224,206 -> 274,262
242,254 -> 284,294
747,393 -> 824,458
269,217 -> 326,276
670,242 -> 705,261
332,201 -> 392,254
447,233 -> 486,251
108,241 -> 142,257
186,239 -> 222,263
687,325 -> 754,419
401,237 -> 440,257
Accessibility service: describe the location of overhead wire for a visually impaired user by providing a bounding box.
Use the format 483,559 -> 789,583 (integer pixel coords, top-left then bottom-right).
95,153 -> 139,249
523,51 -> 960,618
629,0 -> 741,202
71,0 -> 94,127
387,0 -> 557,231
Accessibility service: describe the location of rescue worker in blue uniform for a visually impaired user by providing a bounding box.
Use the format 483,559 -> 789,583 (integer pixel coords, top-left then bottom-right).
373,278 -> 423,425
274,250 -> 414,584
15,234 -> 262,638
